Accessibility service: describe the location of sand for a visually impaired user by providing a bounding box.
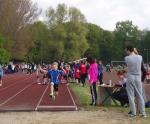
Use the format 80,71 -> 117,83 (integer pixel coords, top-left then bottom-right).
0,110 -> 148,124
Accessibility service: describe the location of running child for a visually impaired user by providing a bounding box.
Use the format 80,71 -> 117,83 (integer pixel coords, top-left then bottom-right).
39,62 -> 65,99
36,64 -> 41,84
42,64 -> 49,85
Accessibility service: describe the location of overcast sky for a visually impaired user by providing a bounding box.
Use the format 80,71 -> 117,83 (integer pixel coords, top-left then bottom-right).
32,0 -> 150,31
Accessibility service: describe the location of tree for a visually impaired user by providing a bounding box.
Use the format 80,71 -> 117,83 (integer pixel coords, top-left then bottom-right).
100,30 -> 114,63
114,20 -> 140,59
68,7 -> 86,23
28,21 -> 50,63
46,3 -> 68,29
45,4 -> 88,62
139,30 -> 150,63
0,0 -> 40,60
85,23 -> 103,59
63,22 -> 88,61
0,34 -> 10,63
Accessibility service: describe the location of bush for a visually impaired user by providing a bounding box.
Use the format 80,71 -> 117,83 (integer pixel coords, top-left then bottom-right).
0,48 -> 10,64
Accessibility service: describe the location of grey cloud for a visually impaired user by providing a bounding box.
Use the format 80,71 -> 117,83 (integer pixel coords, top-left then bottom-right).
32,0 -> 150,31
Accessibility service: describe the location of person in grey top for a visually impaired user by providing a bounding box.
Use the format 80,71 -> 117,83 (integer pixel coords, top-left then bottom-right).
125,45 -> 146,118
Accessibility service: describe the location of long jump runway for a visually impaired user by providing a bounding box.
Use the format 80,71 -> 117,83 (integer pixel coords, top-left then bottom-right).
0,73 -> 78,111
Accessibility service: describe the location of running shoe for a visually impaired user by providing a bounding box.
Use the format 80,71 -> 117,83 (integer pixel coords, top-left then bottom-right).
141,114 -> 147,118
129,114 -> 136,118
49,93 -> 56,100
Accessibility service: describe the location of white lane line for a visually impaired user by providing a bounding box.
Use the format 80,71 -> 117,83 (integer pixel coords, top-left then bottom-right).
35,85 -> 49,111
0,80 -> 35,106
37,105 -> 77,109
67,85 -> 78,111
0,75 -> 33,92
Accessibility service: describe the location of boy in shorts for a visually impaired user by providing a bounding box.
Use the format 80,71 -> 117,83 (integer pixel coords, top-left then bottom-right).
39,62 -> 65,99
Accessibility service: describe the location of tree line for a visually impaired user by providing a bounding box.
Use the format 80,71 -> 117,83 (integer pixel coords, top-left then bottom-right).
0,0 -> 150,64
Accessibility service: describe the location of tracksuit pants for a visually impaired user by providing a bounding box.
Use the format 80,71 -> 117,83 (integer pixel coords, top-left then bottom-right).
81,73 -> 86,86
126,75 -> 146,116
90,82 -> 97,104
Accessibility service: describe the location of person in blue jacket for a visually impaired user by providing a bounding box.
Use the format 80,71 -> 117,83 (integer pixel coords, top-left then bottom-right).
39,62 -> 65,99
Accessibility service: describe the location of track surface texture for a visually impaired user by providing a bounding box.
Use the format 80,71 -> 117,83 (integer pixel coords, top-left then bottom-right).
0,73 -> 78,111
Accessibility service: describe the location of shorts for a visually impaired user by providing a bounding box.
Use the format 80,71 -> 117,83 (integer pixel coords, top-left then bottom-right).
54,84 -> 59,92
51,82 -> 59,92
0,75 -> 2,80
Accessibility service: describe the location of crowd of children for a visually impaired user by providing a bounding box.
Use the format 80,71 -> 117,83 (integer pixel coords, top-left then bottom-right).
1,56 -> 150,109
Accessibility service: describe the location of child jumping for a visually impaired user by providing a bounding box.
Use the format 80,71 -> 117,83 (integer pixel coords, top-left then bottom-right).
39,62 -> 65,99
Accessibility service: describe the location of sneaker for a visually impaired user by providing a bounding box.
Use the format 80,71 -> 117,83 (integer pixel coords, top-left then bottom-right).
141,115 -> 147,118
89,103 -> 93,106
38,82 -> 41,84
0,84 -> 2,86
129,114 -> 136,118
52,95 -> 56,100
89,102 -> 96,106
49,93 -> 55,100
49,93 -> 53,97
93,103 -> 97,106
128,111 -> 132,115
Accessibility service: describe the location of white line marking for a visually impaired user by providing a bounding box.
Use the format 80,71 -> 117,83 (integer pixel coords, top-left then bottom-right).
67,85 -> 78,111
0,75 -> 33,92
37,105 -> 77,109
0,80 -> 35,106
35,85 -> 49,111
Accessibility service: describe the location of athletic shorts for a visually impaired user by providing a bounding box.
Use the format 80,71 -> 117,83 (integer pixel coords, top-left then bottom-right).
54,84 -> 59,92
51,82 -> 59,92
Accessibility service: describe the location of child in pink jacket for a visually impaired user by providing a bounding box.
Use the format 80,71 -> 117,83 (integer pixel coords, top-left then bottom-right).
87,57 -> 98,106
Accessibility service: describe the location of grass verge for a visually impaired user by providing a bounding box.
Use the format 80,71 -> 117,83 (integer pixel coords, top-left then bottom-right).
70,82 -> 150,115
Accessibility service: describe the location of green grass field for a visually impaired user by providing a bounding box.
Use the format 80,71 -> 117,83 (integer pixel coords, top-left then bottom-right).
70,82 -> 150,115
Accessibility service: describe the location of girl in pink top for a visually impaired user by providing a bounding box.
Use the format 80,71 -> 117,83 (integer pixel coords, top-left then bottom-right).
87,57 -> 98,106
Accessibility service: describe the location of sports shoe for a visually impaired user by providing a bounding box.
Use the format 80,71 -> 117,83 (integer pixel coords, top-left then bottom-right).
129,114 -> 136,118
49,93 -> 53,97
89,103 -> 93,106
141,114 -> 147,118
0,83 -> 2,86
89,102 -> 96,106
128,111 -> 132,114
49,93 -> 56,100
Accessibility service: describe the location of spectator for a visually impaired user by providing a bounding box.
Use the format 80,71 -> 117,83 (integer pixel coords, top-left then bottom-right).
80,61 -> 87,86
125,45 -> 146,118
87,57 -> 98,106
98,60 -> 104,85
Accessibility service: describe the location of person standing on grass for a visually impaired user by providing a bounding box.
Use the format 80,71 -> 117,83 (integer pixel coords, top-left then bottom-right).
0,65 -> 4,86
39,62 -> 65,100
80,61 -> 87,87
98,60 -> 104,85
125,45 -> 147,118
134,48 -> 147,103
74,64 -> 81,84
87,57 -> 98,106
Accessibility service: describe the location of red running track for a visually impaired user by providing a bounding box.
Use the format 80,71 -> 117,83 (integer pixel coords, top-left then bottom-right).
0,73 -> 78,111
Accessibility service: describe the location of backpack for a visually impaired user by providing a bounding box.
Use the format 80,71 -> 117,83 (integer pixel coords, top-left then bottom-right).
145,101 -> 150,108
